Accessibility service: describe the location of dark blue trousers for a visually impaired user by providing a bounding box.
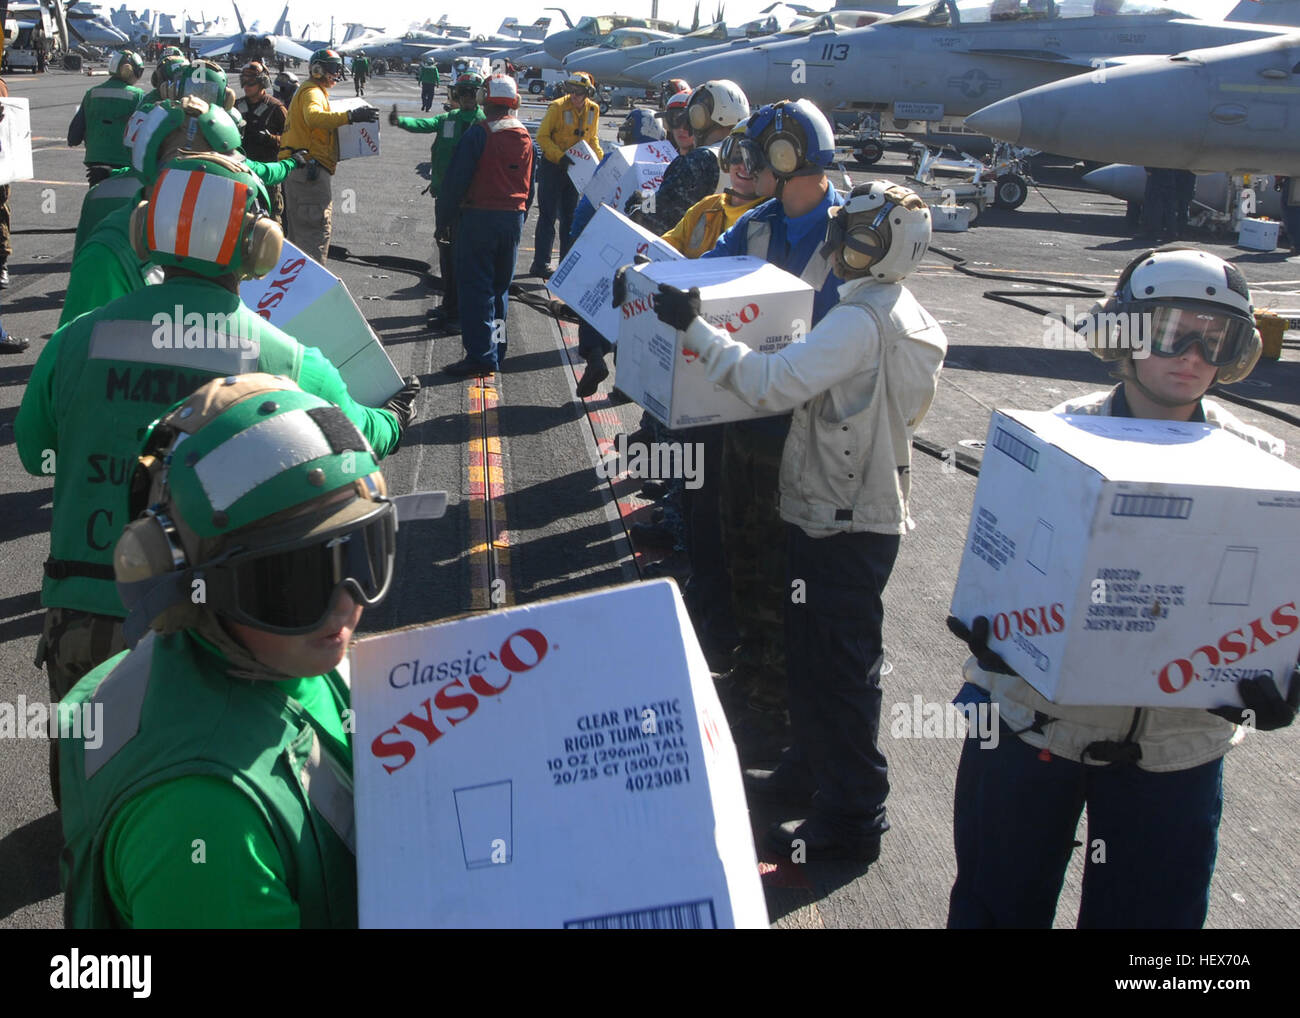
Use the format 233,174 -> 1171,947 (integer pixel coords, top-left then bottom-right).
947,718 -> 1224,929
456,208 -> 523,368
533,159 -> 578,270
785,524 -> 900,837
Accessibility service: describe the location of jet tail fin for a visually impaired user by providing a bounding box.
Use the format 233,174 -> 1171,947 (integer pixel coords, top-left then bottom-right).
1225,0 -> 1300,25
231,0 -> 245,35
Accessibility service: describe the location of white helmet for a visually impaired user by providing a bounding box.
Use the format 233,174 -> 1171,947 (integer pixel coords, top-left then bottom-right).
823,181 -> 931,284
479,73 -> 520,109
1083,247 -> 1261,384
687,79 -> 750,137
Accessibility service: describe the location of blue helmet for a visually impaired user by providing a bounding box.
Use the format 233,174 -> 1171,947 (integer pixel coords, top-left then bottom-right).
745,99 -> 836,177
618,108 -> 666,145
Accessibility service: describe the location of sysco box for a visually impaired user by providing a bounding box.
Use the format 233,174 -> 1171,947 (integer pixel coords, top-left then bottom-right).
950,410 -> 1300,707
350,580 -> 769,928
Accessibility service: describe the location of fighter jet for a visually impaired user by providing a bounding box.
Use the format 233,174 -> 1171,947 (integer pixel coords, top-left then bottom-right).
540,11 -> 681,62
194,3 -> 315,62
65,2 -> 131,47
621,9 -> 894,87
335,16 -> 473,63
424,21 -> 559,63
561,26 -> 683,74
656,0 -> 1300,130
967,32 -> 1300,174
1081,162 -> 1285,218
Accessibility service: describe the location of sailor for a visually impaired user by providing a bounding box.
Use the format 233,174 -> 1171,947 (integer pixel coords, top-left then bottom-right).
699,99 -> 848,765
68,51 -> 145,185
947,247 -> 1296,928
628,79 -> 749,235
352,50 -> 370,96
140,53 -> 190,105
437,74 -> 535,377
653,181 -> 947,862
16,154 -> 417,779
58,374 -> 414,927
417,54 -> 442,112
660,86 -> 693,155
569,108 -> 671,397
529,71 -> 602,279
236,61 -> 289,222
278,49 -> 381,264
388,72 -> 487,334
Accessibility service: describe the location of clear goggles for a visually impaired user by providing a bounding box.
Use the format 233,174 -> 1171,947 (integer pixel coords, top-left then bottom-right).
453,82 -> 478,98
719,134 -> 765,175
184,78 -> 226,105
203,501 -> 396,635
1140,303 -> 1254,366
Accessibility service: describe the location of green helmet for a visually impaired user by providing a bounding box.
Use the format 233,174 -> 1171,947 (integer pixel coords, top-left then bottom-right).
153,54 -> 191,93
115,374 -> 393,644
109,49 -> 144,83
134,152 -> 276,280
310,48 -> 345,83
180,60 -> 233,108
161,45 -> 186,61
130,98 -> 243,181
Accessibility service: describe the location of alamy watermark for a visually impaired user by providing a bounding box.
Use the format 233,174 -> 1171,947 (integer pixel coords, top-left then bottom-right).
597,433 -> 704,490
151,307 -> 260,359
889,695 -> 1000,749
1042,305 -> 1152,358
1,696 -> 103,749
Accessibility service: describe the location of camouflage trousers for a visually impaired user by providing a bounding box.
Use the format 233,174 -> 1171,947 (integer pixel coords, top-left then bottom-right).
266,181 -> 284,226
37,607 -> 126,807
720,422 -> 788,711
0,184 -> 10,265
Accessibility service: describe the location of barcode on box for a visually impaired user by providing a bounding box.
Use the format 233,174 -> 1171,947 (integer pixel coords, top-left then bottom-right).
1111,494 -> 1193,519
551,252 -> 578,290
991,428 -> 1039,471
564,898 -> 717,929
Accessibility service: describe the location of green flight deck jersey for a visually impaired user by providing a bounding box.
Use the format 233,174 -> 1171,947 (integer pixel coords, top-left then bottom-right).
393,106 -> 485,197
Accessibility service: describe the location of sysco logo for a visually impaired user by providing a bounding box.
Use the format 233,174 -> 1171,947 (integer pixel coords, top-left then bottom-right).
991,602 -> 1067,641
1157,601 -> 1299,694
371,628 -> 550,773
254,256 -> 308,319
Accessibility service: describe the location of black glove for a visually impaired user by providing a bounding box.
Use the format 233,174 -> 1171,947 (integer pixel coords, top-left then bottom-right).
1209,668 -> 1299,731
654,284 -> 702,333
946,615 -> 1018,676
384,375 -> 421,430
558,154 -> 574,169
612,263 -> 633,308
290,149 -> 309,167
388,104 -> 400,126
349,106 -> 380,124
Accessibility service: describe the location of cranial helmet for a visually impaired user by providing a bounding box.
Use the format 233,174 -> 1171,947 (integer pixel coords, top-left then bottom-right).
822,180 -> 932,283
130,98 -> 243,181
310,48 -> 345,83
564,71 -> 595,97
479,73 -> 520,108
110,50 -> 145,84
129,152 -> 281,281
618,108 -> 667,145
1077,247 -> 1261,385
745,98 -> 836,178
686,79 -> 750,138
241,60 -> 272,90
115,375 -> 392,646
179,60 -> 236,110
152,54 -> 190,91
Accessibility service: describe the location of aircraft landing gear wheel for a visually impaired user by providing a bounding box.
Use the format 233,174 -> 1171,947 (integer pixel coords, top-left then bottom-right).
529,80 -> 544,94
993,173 -> 1028,210
854,140 -> 884,166
961,201 -> 980,225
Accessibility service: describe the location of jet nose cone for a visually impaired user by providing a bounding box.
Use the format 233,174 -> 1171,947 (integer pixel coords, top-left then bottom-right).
965,98 -> 1022,143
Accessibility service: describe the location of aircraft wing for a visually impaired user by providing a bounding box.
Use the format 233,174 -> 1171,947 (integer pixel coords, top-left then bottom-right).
199,35 -> 240,56
268,36 -> 315,60
964,47 -> 1180,70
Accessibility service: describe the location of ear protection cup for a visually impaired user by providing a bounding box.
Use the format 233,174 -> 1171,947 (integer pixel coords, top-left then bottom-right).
114,511 -> 189,585
1080,247 -> 1158,361
761,107 -> 805,177
224,88 -> 237,111
129,200 -> 150,262
688,100 -> 711,133
242,212 -> 284,279
842,225 -> 885,271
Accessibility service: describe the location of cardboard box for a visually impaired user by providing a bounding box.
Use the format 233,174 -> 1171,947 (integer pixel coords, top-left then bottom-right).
350,580 -> 768,928
549,204 -> 683,339
330,98 -> 381,160
617,256 -> 813,429
1238,217 -> 1279,251
950,410 -> 1300,707
565,139 -> 598,193
0,98 -> 34,186
581,139 -> 677,215
239,239 -> 403,407
929,203 -> 972,232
